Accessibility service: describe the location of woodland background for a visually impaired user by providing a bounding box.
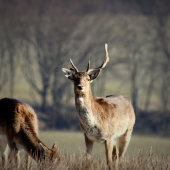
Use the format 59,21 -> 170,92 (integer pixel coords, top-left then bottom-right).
0,0 -> 170,135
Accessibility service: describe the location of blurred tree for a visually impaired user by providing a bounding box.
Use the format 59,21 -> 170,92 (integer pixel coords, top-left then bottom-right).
21,0 -> 82,112
0,1 -> 20,97
0,29 -> 8,92
136,0 -> 170,129
4,26 -> 17,97
1,0 -> 170,132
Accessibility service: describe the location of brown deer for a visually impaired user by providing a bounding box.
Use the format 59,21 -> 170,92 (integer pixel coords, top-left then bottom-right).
62,44 -> 135,169
0,98 -> 60,169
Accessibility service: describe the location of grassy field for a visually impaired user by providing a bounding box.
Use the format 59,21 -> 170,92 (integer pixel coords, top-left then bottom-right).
39,131 -> 170,156
1,131 -> 170,170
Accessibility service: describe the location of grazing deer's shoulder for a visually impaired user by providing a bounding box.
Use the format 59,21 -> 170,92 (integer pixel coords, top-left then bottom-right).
0,98 -> 37,118
18,103 -> 37,120
0,98 -> 38,134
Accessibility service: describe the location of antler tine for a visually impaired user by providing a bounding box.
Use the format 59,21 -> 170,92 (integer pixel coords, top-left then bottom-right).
86,60 -> 90,72
70,58 -> 79,72
87,44 -> 109,73
98,43 -> 109,69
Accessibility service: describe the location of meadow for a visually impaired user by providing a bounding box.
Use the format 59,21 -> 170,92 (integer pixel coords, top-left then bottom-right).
2,131 -> 169,170
39,131 -> 170,156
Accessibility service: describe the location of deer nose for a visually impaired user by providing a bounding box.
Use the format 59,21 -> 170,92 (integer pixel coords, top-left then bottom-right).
77,85 -> 83,90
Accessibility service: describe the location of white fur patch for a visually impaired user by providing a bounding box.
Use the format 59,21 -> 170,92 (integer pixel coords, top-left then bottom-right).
76,96 -> 96,127
112,131 -> 126,139
75,96 -> 104,143
76,96 -> 84,104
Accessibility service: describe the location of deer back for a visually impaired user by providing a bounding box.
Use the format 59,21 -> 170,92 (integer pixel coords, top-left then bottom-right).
0,98 -> 60,162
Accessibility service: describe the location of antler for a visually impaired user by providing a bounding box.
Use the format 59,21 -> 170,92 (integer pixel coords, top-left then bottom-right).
86,44 -> 109,73
86,60 -> 90,72
99,43 -> 109,69
70,59 -> 79,72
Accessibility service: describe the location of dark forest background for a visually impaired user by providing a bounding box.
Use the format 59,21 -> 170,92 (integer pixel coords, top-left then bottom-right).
0,0 -> 170,135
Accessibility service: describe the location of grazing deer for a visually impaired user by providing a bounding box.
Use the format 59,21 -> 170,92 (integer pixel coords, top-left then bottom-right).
62,44 -> 135,169
0,98 -> 60,169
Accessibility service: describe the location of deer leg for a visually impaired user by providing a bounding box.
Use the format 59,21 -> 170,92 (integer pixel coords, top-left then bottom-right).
84,134 -> 94,159
119,128 -> 133,158
25,153 -> 30,170
105,138 -> 114,170
0,140 -> 9,167
8,149 -> 20,169
112,138 -> 119,159
112,144 -> 117,159
112,138 -> 119,170
7,139 -> 20,168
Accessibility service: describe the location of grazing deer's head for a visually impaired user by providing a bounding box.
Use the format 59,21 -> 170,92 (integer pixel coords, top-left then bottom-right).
51,142 -> 60,161
40,142 -> 60,162
0,98 -> 60,169
62,44 -> 109,95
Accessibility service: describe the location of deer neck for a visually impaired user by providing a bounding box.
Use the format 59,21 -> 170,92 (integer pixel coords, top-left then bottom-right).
75,88 -> 96,126
24,135 -> 53,160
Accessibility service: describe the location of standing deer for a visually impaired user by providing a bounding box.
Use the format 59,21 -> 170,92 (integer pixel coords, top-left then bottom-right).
62,44 -> 135,169
0,98 -> 60,169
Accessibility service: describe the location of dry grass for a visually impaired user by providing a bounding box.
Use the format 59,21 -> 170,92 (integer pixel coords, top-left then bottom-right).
1,149 -> 170,170
1,131 -> 170,169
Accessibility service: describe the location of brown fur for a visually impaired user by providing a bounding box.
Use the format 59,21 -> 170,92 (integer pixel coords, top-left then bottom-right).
0,98 -> 60,168
63,66 -> 135,170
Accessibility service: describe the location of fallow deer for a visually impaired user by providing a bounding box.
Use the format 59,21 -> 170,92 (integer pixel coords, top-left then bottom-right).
0,98 -> 60,168
62,44 -> 135,169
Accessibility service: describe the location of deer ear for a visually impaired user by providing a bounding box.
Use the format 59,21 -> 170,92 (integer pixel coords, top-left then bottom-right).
52,142 -> 59,152
62,68 -> 74,79
88,69 -> 101,82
